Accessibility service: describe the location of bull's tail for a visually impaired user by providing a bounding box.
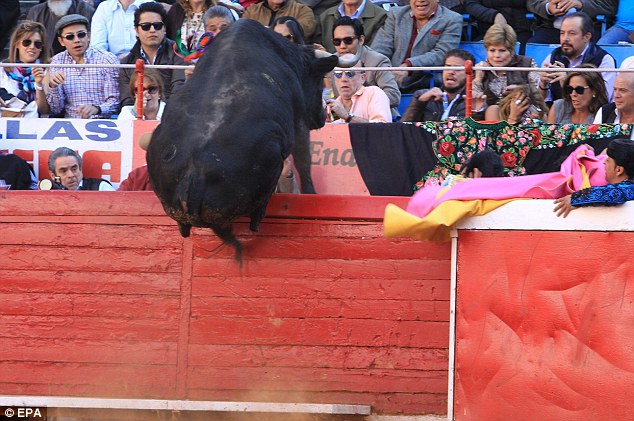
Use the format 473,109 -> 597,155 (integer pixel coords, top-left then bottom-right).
211,224 -> 243,264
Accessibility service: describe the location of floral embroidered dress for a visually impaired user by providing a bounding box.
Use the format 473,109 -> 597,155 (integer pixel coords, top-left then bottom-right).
413,118 -> 633,190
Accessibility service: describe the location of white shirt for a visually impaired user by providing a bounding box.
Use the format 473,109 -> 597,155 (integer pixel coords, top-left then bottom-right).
117,101 -> 165,120
91,0 -> 153,57
78,179 -> 116,191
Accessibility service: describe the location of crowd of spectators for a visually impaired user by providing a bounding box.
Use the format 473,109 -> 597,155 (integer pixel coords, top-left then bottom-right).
2,0 -> 634,199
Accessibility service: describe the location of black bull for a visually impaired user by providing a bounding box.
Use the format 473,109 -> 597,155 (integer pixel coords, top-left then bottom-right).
147,19 -> 358,259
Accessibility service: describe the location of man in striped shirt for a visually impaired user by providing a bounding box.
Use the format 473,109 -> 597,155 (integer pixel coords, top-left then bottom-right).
46,14 -> 119,118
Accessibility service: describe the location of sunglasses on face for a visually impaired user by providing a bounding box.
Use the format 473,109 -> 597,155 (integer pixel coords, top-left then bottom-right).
332,36 -> 357,46
137,22 -> 164,31
61,31 -> 88,41
21,39 -> 43,49
136,85 -> 159,94
333,70 -> 358,79
565,85 -> 591,95
282,34 -> 294,40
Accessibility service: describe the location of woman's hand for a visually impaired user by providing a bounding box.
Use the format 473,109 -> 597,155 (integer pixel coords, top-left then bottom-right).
507,91 -> 530,124
31,66 -> 45,85
474,60 -> 491,87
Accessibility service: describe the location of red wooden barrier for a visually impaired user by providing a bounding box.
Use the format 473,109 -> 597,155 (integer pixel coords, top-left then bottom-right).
0,191 -> 451,415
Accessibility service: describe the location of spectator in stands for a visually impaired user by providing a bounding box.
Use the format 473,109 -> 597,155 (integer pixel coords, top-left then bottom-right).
26,0 -> 94,55
118,68 -> 165,119
119,132 -> 153,190
119,2 -> 185,110
243,0 -> 316,40
594,71 -> 634,124
91,0 -> 152,59
272,15 -> 306,43
204,4 -> 236,37
0,0 -> 19,52
0,21 -> 51,117
402,48 -> 487,122
295,0 -> 338,21
326,66 -> 392,122
47,147 -> 115,190
327,17 -> 399,110
314,0 -> 386,52
527,0 -> 617,45
0,152 -> 38,190
539,12 -> 616,103
486,84 -> 548,122
463,0 -> 531,51
473,24 -> 539,107
46,14 -> 120,118
554,139 -> 634,217
598,2 -> 634,44
167,0 -> 215,58
547,64 -> 608,124
370,0 -> 462,93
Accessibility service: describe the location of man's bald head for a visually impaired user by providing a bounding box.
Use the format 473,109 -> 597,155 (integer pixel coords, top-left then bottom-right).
614,72 -> 634,116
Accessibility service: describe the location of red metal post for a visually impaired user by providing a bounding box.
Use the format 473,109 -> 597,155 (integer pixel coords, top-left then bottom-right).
465,60 -> 473,118
135,59 -> 145,120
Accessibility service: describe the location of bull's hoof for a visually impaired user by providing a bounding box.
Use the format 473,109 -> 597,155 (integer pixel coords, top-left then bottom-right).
178,222 -> 192,237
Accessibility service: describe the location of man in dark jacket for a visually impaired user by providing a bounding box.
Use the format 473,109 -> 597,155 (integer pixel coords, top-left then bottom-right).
401,49 -> 486,122
119,1 -> 185,110
464,0 -> 531,50
0,0 -> 20,52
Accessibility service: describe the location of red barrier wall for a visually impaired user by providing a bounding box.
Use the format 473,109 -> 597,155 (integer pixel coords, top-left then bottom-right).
454,201 -> 634,420
0,191 -> 451,415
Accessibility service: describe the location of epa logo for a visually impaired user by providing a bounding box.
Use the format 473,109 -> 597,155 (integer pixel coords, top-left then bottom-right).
2,407 -> 45,418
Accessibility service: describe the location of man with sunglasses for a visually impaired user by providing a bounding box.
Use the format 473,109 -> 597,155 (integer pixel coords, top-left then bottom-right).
326,66 -> 391,122
26,0 -> 94,55
91,0 -> 153,59
118,1 -> 186,111
327,17 -> 400,111
47,14 -> 120,119
314,0 -> 386,53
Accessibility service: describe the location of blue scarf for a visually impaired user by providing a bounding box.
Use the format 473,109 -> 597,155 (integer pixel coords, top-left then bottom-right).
7,61 -> 36,103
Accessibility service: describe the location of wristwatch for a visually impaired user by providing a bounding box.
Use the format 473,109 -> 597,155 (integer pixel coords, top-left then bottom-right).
345,112 -> 354,123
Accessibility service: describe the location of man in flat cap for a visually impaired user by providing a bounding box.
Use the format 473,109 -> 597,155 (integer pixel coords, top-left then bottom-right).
46,14 -> 120,118
554,139 -> 634,217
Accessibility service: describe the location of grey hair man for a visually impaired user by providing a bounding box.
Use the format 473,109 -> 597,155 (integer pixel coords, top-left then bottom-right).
47,147 -> 115,191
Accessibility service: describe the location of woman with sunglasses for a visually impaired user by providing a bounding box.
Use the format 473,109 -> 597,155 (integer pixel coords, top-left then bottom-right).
547,64 -> 608,125
118,69 -> 165,120
271,16 -> 305,45
0,21 -> 50,117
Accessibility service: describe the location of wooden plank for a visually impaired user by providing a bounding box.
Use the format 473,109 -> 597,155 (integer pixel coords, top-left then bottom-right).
0,223 -> 182,249
0,293 -> 180,319
0,338 -> 177,365
0,247 -> 182,272
0,270 -> 181,295
187,345 -> 448,371
0,315 -> 179,341
189,318 -> 449,348
186,366 -> 448,394
191,277 -> 450,301
190,297 -> 449,321
192,258 -> 450,280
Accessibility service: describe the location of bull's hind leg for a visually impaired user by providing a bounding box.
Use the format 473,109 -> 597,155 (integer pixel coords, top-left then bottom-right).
211,224 -> 243,262
292,129 -> 316,194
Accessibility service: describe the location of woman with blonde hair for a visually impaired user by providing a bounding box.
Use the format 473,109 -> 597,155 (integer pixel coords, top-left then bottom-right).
118,69 -> 166,120
0,20 -> 50,117
487,84 -> 548,123
547,64 -> 608,124
473,24 -> 539,107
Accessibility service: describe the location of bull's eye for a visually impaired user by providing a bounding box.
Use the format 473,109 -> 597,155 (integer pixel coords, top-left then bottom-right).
162,144 -> 177,162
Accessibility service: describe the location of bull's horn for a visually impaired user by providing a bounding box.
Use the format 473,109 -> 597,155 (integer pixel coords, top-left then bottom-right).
314,48 -> 362,68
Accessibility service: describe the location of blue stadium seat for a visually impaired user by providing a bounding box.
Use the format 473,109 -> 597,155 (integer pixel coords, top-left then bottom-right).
524,43 -> 559,66
598,43 -> 634,67
458,41 -> 521,64
396,94 -> 413,118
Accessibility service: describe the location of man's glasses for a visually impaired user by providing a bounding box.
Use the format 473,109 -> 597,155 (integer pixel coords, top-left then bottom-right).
61,31 -> 88,41
21,39 -> 43,49
137,22 -> 165,31
565,85 -> 591,95
137,85 -> 159,94
332,36 -> 357,46
333,70 -> 358,79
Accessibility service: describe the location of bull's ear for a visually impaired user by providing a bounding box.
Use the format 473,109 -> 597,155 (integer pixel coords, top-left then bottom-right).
311,55 -> 339,74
